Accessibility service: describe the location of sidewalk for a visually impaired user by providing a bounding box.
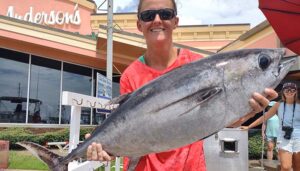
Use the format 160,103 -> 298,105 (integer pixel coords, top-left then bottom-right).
249,159 -> 279,171
2,160 -> 278,171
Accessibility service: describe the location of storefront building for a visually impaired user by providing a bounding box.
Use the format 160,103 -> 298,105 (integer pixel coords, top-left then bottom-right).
0,0 -> 113,127
0,0 -> 265,127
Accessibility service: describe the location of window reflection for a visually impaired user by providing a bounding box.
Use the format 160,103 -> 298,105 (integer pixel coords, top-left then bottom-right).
29,56 -> 61,124
0,48 -> 120,126
62,63 -> 92,124
112,81 -> 120,98
0,48 -> 29,123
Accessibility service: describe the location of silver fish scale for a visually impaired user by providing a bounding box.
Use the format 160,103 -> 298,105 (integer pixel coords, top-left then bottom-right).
60,48 -> 293,162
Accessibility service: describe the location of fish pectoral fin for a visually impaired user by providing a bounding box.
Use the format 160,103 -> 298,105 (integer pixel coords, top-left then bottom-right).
176,87 -> 222,117
194,86 -> 222,103
154,86 -> 222,114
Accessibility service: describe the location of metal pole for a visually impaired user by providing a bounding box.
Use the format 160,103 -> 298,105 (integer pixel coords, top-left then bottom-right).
105,1 -> 113,160
261,109 -> 266,169
107,0 -> 113,87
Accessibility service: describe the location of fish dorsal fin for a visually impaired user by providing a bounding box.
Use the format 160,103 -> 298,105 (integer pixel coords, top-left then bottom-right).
106,93 -> 131,106
100,93 -> 132,116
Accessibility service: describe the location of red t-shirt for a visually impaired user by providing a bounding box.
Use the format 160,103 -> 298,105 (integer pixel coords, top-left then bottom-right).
120,49 -> 206,171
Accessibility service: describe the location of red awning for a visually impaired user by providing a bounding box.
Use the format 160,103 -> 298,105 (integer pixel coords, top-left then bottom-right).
259,0 -> 300,55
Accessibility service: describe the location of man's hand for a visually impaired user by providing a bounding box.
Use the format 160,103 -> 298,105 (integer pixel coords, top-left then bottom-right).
249,88 -> 278,113
230,88 -> 278,127
240,126 -> 249,130
85,133 -> 115,161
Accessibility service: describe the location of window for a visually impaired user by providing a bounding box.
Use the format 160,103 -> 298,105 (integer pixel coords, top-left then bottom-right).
29,56 -> 61,124
0,48 -> 120,126
0,48 -> 29,123
62,63 -> 92,124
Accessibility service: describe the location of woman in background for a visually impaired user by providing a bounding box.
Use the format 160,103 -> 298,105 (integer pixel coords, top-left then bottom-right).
263,101 -> 279,160
242,82 -> 300,171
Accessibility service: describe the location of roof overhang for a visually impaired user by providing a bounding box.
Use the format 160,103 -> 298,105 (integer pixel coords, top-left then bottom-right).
0,15 -> 109,70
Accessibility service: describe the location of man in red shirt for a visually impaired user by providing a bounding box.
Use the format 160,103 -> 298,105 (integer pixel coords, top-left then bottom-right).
87,0 -> 278,170
120,49 -> 206,171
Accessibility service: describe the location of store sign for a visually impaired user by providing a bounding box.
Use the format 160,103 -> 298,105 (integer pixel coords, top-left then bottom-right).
96,73 -> 112,114
6,4 -> 81,26
96,73 -> 112,100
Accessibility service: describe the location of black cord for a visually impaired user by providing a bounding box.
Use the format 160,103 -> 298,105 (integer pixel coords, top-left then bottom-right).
282,101 -> 296,127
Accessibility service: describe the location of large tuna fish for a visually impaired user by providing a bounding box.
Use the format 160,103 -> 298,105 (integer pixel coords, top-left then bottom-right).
18,48 -> 296,171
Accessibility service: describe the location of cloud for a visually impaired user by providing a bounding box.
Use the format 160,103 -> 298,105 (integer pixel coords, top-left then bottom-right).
115,0 -> 138,12
96,0 -> 138,12
177,0 -> 265,27
94,0 -> 266,27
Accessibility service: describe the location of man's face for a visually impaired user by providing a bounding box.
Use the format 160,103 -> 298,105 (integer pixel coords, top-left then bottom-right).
137,0 -> 179,45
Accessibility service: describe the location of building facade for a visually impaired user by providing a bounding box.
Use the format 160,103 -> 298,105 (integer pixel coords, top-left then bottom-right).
2,0 -> 286,128
0,0 -> 110,127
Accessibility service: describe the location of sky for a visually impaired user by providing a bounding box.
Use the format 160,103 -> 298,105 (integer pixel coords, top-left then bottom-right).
94,0 -> 266,28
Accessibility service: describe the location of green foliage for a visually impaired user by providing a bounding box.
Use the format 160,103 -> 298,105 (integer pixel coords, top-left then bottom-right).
0,127 -> 273,161
0,127 -> 94,149
248,129 -> 278,160
248,130 -> 264,159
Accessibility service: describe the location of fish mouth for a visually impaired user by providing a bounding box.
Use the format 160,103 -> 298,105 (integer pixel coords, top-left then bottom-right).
274,55 -> 297,77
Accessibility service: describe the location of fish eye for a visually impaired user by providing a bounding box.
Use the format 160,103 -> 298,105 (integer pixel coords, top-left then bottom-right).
258,54 -> 271,70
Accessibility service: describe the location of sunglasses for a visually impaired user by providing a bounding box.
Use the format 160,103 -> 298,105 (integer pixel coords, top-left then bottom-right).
138,8 -> 176,22
284,88 -> 296,93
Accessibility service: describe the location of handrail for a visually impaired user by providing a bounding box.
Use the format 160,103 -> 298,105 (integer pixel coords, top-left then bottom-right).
62,91 -> 121,171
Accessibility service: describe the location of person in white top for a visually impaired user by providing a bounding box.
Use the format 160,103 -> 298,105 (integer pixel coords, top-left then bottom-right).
242,82 -> 300,171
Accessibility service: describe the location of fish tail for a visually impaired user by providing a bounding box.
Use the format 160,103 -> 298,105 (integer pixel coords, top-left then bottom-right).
17,141 -> 67,171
